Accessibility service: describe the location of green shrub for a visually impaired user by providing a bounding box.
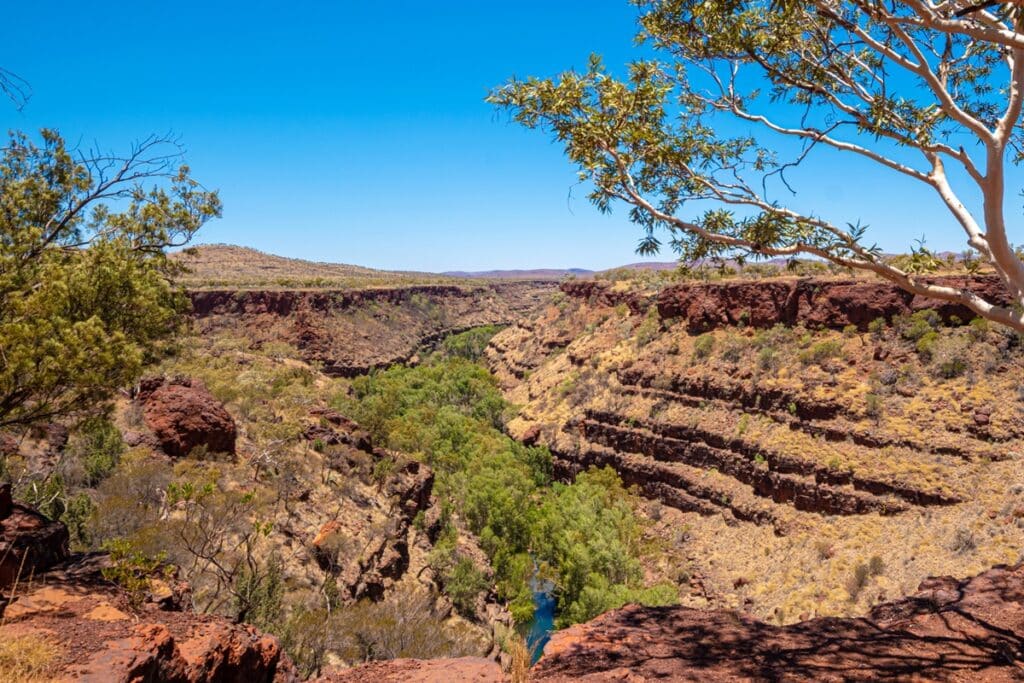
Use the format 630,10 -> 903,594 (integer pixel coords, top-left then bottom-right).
693,335 -> 715,360
915,330 -> 939,360
968,317 -> 989,340
64,416 -> 125,487
635,309 -> 661,347
798,340 -> 843,366
931,335 -> 970,378
737,414 -> 750,435
864,393 -> 883,419
101,538 -> 170,608
234,555 -> 284,631
444,556 -> 489,618
898,310 -> 940,343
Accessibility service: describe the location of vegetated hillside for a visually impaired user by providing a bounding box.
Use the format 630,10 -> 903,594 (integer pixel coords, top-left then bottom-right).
189,281 -> 556,376
173,244 -> 472,289
487,274 -> 1024,623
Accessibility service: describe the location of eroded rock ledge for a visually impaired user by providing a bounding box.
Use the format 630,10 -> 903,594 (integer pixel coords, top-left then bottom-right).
654,274 -> 1010,332
564,274 -> 1012,332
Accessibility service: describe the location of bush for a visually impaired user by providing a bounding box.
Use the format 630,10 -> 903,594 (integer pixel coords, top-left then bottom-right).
897,310 -> 942,360
693,334 -> 715,360
968,317 -> 989,340
757,346 -> 778,372
846,555 -> 885,601
635,309 -> 661,347
798,340 -> 843,366
864,393 -> 883,419
90,456 -> 172,546
329,589 -> 479,663
931,335 -> 970,379
443,555 -> 489,618
101,537 -> 170,608
915,330 -> 939,360
951,527 -> 977,555
720,334 -> 746,363
63,416 -> 125,487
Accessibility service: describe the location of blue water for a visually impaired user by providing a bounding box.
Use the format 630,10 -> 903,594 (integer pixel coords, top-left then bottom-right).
524,575 -> 556,664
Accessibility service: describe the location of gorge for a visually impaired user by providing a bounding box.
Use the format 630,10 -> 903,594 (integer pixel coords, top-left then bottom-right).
2,251 -> 1024,681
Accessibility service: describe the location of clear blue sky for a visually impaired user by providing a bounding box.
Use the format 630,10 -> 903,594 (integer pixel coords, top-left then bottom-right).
1,1 -> 1006,271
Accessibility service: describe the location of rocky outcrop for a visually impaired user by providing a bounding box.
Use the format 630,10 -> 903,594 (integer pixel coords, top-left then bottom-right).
305,412 -> 435,600
62,620 -> 295,683
532,562 -> 1024,681
314,657 -> 504,682
0,507 -> 296,682
559,280 -> 650,314
0,482 -> 69,589
138,376 -> 237,458
652,274 -> 1011,332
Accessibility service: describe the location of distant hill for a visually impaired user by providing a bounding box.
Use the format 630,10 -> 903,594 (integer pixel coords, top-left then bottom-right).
171,244 -> 472,289
443,262 -> 681,279
172,244 -> 686,287
442,267 -> 594,279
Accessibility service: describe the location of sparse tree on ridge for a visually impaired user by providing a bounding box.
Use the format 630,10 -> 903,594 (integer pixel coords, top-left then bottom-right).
490,1 -> 1024,330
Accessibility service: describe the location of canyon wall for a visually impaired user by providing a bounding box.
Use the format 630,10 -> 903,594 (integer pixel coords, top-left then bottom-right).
488,274 -> 1024,623
188,281 -> 555,376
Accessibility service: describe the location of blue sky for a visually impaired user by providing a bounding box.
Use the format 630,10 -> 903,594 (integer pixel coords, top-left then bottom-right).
1,1 -> 1009,271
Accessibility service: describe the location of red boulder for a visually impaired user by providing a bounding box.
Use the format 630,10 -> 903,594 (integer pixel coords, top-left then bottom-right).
140,377 -> 237,458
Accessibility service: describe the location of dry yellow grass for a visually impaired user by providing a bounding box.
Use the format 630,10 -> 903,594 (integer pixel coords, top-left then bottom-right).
0,632 -> 61,683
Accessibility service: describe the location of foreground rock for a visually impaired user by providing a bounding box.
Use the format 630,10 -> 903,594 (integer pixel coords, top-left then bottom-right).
0,554 -> 297,682
532,562 -> 1024,681
0,482 -> 69,589
138,376 -> 237,457
314,657 -> 504,682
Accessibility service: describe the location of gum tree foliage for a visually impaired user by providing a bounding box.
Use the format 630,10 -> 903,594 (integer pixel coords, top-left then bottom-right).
0,130 -> 221,429
490,1 -> 1024,329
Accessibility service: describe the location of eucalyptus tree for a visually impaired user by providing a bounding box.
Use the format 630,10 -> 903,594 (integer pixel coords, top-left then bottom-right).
0,130 -> 220,429
491,1 -> 1024,329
